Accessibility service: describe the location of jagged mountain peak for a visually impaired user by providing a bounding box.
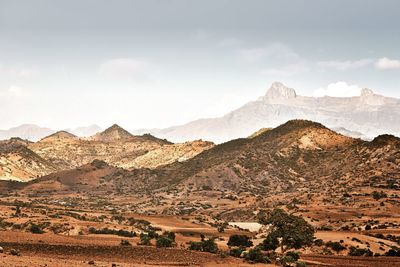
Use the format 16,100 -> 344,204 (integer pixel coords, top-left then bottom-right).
361,88 -> 374,97
265,81 -> 297,100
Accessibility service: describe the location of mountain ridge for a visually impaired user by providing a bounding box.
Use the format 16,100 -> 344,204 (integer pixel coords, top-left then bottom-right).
146,82 -> 400,143
15,120 -> 399,199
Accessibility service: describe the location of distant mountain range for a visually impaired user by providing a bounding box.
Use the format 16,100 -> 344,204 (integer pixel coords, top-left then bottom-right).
0,124 -> 103,141
144,82 -> 400,143
2,82 -> 400,143
0,124 -> 213,181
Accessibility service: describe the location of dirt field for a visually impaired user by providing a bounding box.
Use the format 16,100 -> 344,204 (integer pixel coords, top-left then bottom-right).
0,231 -> 272,267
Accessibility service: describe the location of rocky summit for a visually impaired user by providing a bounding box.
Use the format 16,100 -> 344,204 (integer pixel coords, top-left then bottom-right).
146,82 -> 400,143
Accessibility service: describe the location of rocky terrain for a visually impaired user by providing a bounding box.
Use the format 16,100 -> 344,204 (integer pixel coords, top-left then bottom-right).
0,124 -> 213,182
0,138 -> 57,182
0,120 -> 399,266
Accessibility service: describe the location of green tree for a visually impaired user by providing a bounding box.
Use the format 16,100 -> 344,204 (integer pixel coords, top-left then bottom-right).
189,237 -> 218,253
156,236 -> 175,248
260,232 -> 279,251
227,234 -> 253,247
244,247 -> 271,263
259,209 -> 315,253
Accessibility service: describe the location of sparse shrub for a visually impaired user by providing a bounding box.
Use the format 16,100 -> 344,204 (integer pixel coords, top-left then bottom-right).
156,236 -> 175,248
296,261 -> 307,267
30,224 -> 44,234
348,246 -> 373,256
261,233 -> 279,251
372,191 -> 387,200
326,241 -> 346,252
280,255 -> 296,265
146,228 -> 159,239
88,227 -> 136,237
229,247 -> 245,258
314,239 -> 324,246
189,237 -> 218,253
201,185 -> 212,191
385,247 -> 400,257
227,234 -> 253,247
244,247 -> 271,263
285,251 -> 300,261
139,233 -> 152,246
120,239 -> 131,246
163,231 -> 176,241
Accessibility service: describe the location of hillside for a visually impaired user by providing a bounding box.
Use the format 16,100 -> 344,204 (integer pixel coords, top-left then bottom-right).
0,125 -> 212,181
0,139 -> 57,182
20,120 -> 400,199
28,125 -> 169,169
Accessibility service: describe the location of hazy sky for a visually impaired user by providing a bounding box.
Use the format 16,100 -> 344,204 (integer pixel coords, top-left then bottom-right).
0,0 -> 399,129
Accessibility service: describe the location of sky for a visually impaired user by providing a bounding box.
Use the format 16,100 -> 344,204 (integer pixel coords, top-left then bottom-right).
0,0 -> 399,130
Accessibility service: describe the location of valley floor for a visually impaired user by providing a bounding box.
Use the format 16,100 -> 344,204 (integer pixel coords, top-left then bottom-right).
0,231 -> 399,266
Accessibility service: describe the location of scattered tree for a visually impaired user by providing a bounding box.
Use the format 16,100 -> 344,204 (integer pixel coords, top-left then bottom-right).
244,247 -> 271,263
156,236 -> 175,248
227,234 -> 253,247
260,232 -> 280,251
189,237 -> 218,253
259,209 -> 315,253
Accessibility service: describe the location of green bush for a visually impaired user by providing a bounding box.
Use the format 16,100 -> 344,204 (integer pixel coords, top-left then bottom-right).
348,246 -> 373,256
244,247 -> 271,263
88,227 -> 136,237
227,235 -> 253,247
314,239 -> 324,246
139,233 -> 152,246
146,229 -> 159,239
120,239 -> 131,246
156,236 -> 175,248
229,247 -> 245,258
189,238 -> 218,253
163,231 -> 176,241
285,251 -> 300,261
372,191 -> 387,200
296,261 -> 307,267
30,224 -> 44,234
261,233 -> 279,251
326,241 -> 346,252
385,247 -> 400,257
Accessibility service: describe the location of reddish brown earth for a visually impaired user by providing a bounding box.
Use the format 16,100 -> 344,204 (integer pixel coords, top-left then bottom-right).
0,120 -> 399,266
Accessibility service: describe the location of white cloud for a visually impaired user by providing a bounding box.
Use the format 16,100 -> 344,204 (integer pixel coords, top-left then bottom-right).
0,65 -> 39,78
375,57 -> 400,70
238,43 -> 300,62
318,59 -> 372,70
314,82 -> 362,97
0,85 -> 28,97
99,58 -> 151,81
260,63 -> 309,76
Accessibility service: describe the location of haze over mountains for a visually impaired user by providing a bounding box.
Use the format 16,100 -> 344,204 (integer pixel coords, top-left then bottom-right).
2,82 -> 400,144
0,124 -> 213,182
146,82 -> 400,143
0,124 -> 104,142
